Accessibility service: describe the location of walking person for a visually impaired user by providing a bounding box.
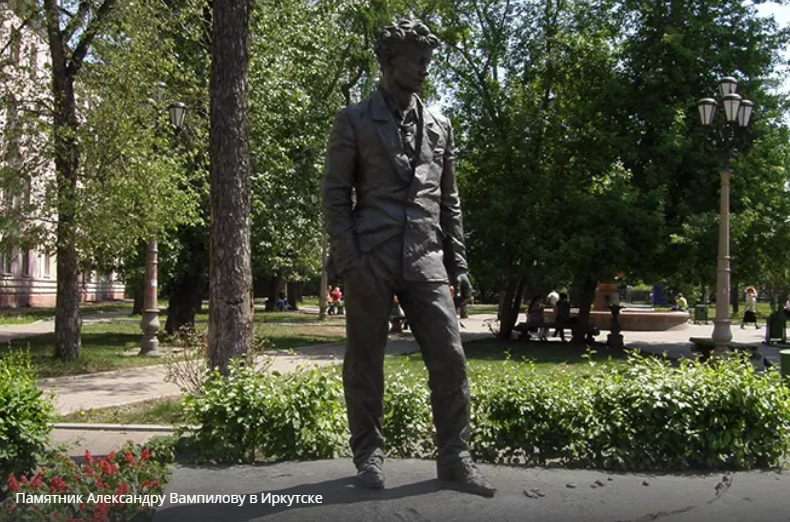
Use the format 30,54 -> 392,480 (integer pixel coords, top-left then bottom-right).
554,292 -> 571,342
742,286 -> 761,329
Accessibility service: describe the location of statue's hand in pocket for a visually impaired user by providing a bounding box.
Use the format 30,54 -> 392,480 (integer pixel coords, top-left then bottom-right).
347,255 -> 377,303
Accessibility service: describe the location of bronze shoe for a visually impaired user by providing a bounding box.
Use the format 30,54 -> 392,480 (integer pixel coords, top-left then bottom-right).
355,456 -> 385,489
437,457 -> 496,497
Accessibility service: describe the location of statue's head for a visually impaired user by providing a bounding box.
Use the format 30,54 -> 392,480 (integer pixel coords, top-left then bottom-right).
374,20 -> 439,93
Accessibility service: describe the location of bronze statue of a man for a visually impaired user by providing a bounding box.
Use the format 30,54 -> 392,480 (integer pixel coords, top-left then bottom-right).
321,20 -> 495,497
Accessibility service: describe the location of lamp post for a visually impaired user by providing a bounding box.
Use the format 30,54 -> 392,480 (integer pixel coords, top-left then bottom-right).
311,193 -> 329,320
139,100 -> 187,356
698,77 -> 754,356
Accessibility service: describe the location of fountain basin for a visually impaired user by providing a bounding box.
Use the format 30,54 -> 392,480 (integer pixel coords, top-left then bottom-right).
544,308 -> 689,332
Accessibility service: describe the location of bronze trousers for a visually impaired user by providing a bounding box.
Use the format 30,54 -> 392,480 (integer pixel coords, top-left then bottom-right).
343,235 -> 471,469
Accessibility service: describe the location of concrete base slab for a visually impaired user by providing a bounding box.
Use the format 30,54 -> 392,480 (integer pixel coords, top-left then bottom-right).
153,459 -> 789,522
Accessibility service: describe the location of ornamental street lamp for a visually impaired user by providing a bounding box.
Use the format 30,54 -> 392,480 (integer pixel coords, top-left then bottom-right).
697,76 -> 754,356
139,98 -> 187,356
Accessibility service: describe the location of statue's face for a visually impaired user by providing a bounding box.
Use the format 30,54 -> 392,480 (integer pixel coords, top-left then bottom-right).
388,41 -> 433,93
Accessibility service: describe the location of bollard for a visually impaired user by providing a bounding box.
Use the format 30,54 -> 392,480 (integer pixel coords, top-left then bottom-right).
781,349 -> 790,382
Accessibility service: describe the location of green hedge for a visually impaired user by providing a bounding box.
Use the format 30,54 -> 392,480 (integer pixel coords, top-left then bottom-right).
469,355 -> 790,470
0,349 -> 54,497
178,353 -> 790,471
180,365 -> 348,462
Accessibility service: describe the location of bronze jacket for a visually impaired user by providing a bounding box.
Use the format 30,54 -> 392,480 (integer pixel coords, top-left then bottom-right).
321,89 -> 468,282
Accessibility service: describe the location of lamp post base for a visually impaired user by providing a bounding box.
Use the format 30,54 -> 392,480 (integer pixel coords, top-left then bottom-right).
711,318 -> 732,356
139,309 -> 161,356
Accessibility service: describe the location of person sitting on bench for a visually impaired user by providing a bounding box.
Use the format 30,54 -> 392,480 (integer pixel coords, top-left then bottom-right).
526,295 -> 547,341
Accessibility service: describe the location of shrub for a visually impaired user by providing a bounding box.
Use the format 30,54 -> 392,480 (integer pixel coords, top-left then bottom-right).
383,364 -> 436,458
164,326 -> 273,397
468,352 -> 790,470
0,349 -> 55,497
0,442 -> 171,522
179,361 -> 347,463
177,352 -> 790,471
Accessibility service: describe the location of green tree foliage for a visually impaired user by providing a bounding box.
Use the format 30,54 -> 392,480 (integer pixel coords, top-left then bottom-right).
77,0 -> 202,260
432,0 -> 664,337
247,0 -> 404,296
616,0 -> 790,295
0,1 -> 200,359
426,0 -> 789,337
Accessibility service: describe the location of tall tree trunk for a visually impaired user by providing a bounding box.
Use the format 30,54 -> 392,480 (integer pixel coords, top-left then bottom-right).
47,30 -> 81,360
166,224 -> 209,333
731,284 -> 739,315
572,277 -> 597,344
265,275 -> 281,312
132,278 -> 144,315
497,276 -> 526,339
165,280 -> 203,335
207,0 -> 253,374
287,281 -> 299,310
43,0 -> 119,359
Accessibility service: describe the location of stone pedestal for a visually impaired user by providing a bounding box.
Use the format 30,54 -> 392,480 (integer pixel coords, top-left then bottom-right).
607,305 -> 624,349
140,309 -> 161,356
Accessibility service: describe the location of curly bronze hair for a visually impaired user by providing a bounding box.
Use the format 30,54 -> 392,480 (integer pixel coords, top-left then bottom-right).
374,19 -> 440,67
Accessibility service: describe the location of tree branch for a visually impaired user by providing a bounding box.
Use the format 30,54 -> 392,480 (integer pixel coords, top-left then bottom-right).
447,41 -> 505,136
66,0 -> 119,77
0,14 -> 33,57
62,0 -> 91,45
339,61 -> 365,108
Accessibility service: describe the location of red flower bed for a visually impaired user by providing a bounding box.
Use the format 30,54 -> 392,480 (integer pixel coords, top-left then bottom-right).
1,442 -> 169,522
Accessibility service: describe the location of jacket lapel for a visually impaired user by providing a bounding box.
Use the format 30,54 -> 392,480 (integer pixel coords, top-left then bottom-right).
372,90 -> 414,183
419,104 -> 442,167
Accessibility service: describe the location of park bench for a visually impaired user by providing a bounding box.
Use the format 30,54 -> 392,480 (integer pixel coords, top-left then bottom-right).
514,320 -> 599,343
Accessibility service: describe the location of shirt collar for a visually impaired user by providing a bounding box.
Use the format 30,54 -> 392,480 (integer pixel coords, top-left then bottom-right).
378,86 -> 417,123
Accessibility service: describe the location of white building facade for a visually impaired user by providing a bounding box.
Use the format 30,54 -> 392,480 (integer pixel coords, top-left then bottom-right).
0,3 -> 124,307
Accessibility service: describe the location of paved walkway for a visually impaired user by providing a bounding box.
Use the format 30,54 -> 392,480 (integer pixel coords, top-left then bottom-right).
0,309 -> 131,343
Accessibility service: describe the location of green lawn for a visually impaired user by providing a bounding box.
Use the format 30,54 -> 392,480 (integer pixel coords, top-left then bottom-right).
59,397 -> 184,425
654,301 -> 776,323
385,338 -> 628,378
2,322 -> 162,378
0,301 -> 134,326
2,319 -> 346,378
156,308 -> 343,325
0,308 -> 57,325
467,303 -> 498,315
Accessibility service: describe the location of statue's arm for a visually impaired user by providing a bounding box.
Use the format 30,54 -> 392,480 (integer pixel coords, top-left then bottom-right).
439,119 -> 469,279
322,109 -> 360,277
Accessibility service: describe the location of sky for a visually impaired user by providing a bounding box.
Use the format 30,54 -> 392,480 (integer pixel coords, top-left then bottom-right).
756,1 -> 790,27
756,1 -> 790,81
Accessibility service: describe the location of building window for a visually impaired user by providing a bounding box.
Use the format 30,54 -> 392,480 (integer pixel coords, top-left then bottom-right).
43,252 -> 51,278
28,44 -> 37,78
9,29 -> 21,65
1,250 -> 15,274
21,250 -> 30,276
24,178 -> 31,206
